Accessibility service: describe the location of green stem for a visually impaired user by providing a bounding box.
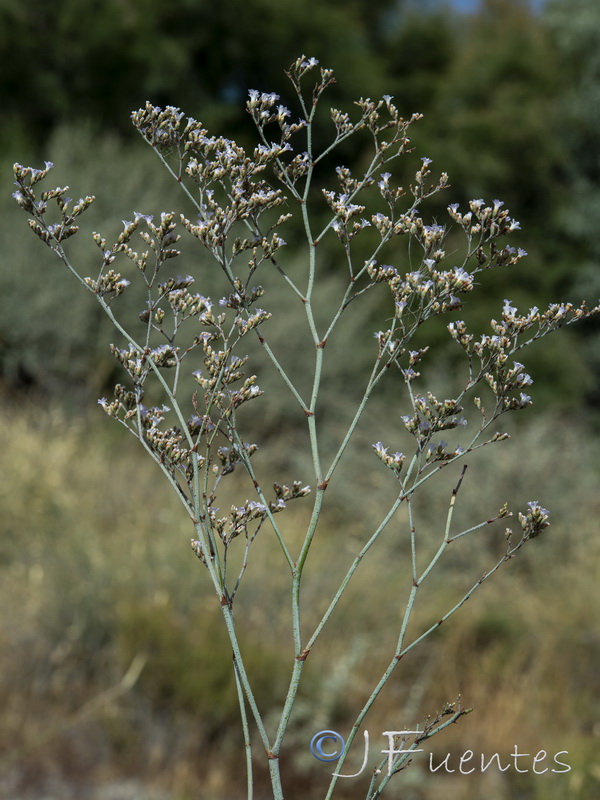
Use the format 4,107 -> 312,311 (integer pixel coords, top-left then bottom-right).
325,465 -> 468,797
305,490 -> 406,652
255,334 -> 309,412
220,606 -> 273,754
233,665 -> 253,800
49,242 -> 275,799
369,709 -> 466,798
231,430 -> 295,571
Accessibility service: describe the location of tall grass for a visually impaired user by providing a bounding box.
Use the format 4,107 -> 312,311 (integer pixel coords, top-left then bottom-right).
1,397 -> 599,799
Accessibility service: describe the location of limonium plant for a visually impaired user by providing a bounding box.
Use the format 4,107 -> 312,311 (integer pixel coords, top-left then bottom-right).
12,56 -> 599,799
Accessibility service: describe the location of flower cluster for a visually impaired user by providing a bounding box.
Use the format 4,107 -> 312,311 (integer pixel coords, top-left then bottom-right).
216,442 -> 259,476
272,481 -> 311,504
424,440 -> 466,463
215,499 -> 271,545
162,286 -> 214,324
401,394 -> 466,440
411,156 -> 449,203
246,89 -> 307,142
518,501 -> 550,540
84,269 -> 130,300
13,162 -> 95,246
372,441 -> 406,476
98,392 -> 195,478
130,103 -> 186,150
109,343 -> 180,382
191,337 -> 264,419
132,103 -> 292,276
366,254 -> 472,329
143,421 -> 190,469
192,480 -> 310,557
98,384 -> 141,422
483,359 -> 534,411
448,295 -> 600,415
447,198 -> 522,240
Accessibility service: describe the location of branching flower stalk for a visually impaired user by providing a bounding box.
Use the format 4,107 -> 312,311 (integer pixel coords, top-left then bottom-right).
13,56 -> 600,799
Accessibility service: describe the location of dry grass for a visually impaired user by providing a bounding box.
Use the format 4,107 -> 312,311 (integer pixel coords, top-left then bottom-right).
1,398 -> 599,799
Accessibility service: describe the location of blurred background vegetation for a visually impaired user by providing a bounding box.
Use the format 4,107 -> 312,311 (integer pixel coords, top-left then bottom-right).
1,0 -> 600,798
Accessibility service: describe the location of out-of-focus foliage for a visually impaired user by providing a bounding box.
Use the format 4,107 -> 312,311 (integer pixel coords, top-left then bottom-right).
545,0 -> 600,246
408,0 -> 561,225
1,402 -> 599,799
374,0 -> 596,413
0,0 -> 393,149
2,0 -> 600,415
0,126 -> 185,399
544,0 -> 600,398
